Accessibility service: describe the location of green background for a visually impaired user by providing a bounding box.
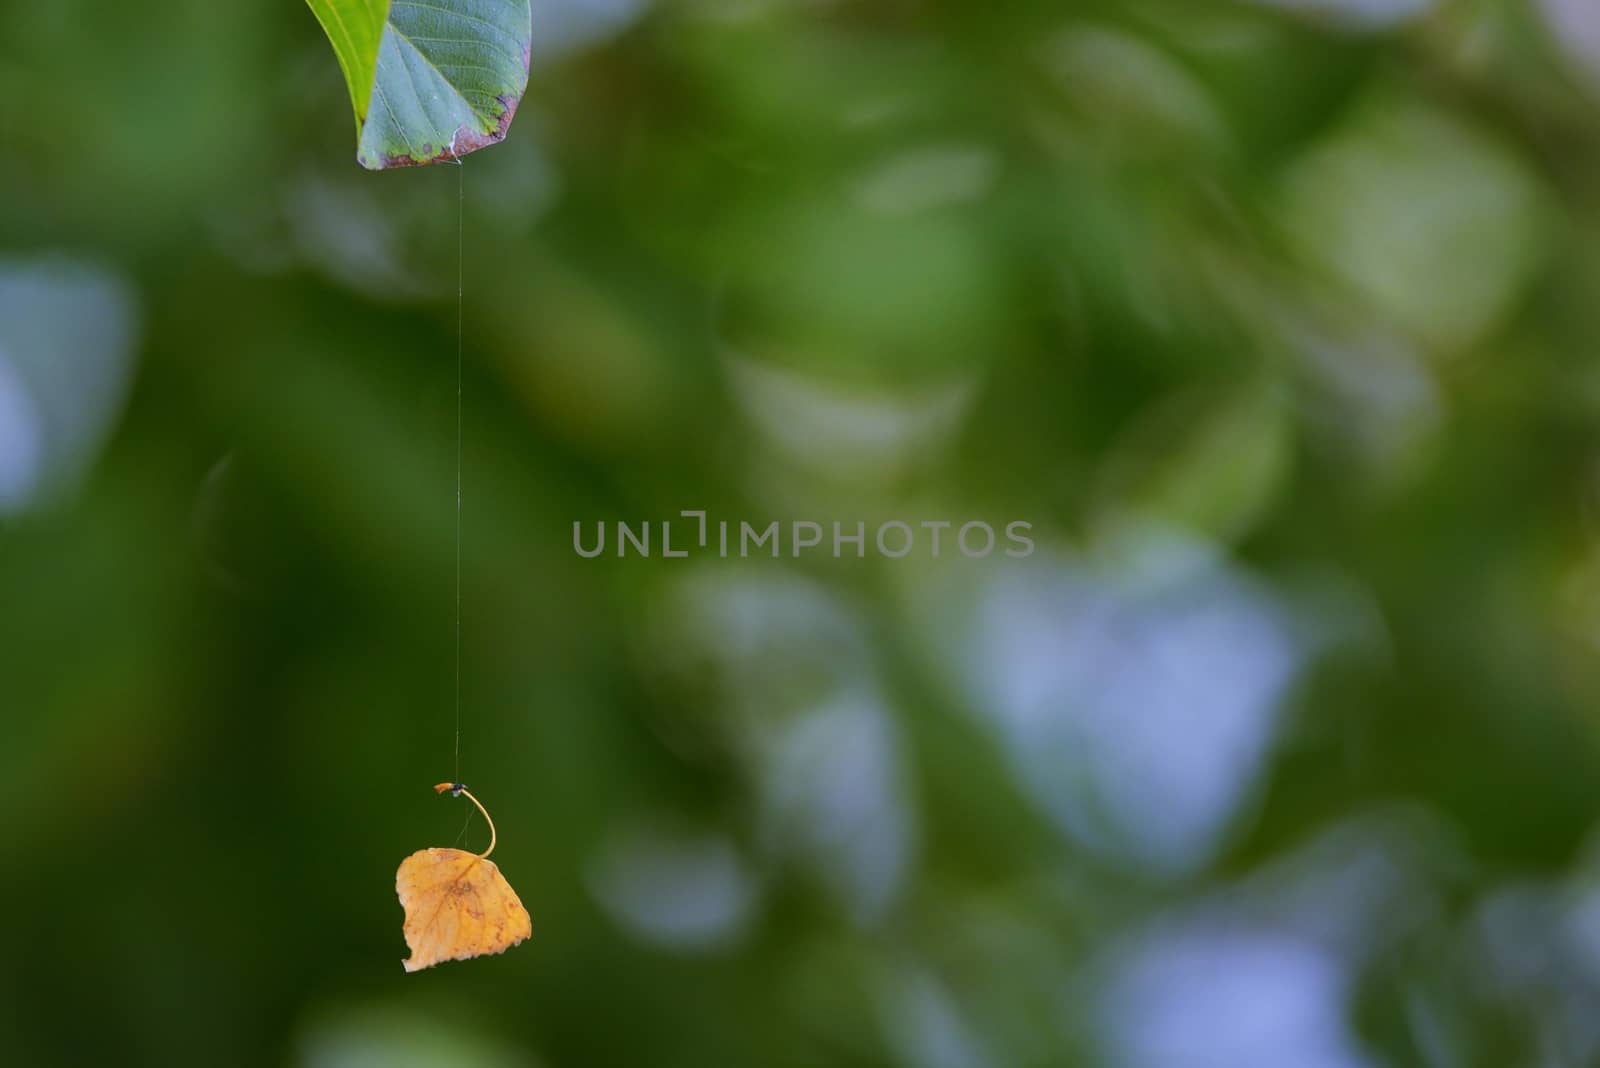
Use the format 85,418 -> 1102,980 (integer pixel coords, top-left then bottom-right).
6,1 -> 1600,1065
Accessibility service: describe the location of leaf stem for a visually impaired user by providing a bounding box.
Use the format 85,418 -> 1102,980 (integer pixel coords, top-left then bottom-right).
434,782 -> 496,858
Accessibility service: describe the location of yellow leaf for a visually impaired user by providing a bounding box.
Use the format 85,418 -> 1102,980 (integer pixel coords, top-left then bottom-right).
395,784 -> 530,972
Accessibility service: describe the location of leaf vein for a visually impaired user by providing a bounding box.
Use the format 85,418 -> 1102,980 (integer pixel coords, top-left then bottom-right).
388,24 -> 501,125
390,0 -> 524,51
396,36 -> 525,69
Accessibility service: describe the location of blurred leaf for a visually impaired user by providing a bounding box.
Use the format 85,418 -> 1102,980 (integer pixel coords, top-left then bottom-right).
304,0 -> 532,169
300,1006 -> 538,1068
1277,96 -> 1549,352
1097,383 -> 1293,543
730,200 -> 1006,378
1040,24 -> 1230,161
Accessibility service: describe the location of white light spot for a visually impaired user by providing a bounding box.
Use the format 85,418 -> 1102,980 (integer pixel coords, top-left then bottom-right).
0,353 -> 42,513
588,824 -> 757,950
1102,930 -> 1375,1068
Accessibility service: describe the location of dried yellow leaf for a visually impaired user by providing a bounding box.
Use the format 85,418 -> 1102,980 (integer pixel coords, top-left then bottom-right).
395,784 -> 530,972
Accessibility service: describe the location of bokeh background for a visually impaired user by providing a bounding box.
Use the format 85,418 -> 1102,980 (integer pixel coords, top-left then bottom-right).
6,0 -> 1600,1064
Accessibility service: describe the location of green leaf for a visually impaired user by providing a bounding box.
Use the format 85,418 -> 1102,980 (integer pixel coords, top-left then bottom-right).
304,0 -> 532,170
1096,382 -> 1292,545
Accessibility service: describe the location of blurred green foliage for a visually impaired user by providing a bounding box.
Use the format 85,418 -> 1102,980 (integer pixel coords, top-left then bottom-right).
7,1 -> 1600,1066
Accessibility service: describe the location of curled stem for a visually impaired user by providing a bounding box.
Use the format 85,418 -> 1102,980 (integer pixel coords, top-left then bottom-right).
433,782 -> 497,858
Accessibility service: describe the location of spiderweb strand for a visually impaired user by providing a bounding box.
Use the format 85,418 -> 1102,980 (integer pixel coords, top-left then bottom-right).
454,156 -> 464,788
